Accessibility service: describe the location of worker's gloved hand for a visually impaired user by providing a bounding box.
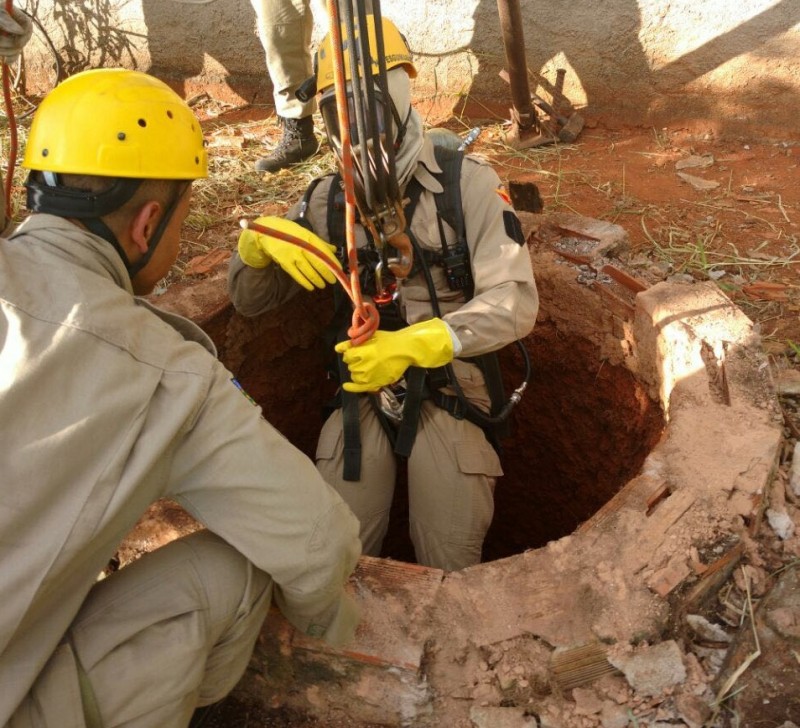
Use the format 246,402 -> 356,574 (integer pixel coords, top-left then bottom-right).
0,7 -> 33,64
335,318 -> 456,393
237,215 -> 341,291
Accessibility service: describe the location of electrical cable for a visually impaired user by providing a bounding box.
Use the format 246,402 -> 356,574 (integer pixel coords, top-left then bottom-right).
239,217 -> 378,345
2,0 -> 18,222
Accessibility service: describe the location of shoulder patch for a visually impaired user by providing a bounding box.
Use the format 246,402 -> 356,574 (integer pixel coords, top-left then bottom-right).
231,377 -> 258,406
495,185 -> 512,205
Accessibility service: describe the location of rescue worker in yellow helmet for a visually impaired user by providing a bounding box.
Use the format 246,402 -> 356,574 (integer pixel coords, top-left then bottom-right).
1,68 -> 360,727
229,17 -> 539,571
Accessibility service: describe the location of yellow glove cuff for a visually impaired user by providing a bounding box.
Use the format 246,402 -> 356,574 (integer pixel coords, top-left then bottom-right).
237,215 -> 278,269
335,318 -> 457,393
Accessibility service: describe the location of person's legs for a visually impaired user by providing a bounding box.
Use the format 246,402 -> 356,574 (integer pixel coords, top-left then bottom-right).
407,404 -> 501,571
251,0 -> 314,118
66,530 -> 271,728
250,0 -> 318,172
316,398 -> 396,557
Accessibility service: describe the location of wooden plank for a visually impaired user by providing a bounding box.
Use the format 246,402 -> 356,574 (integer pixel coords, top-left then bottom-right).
682,541 -> 745,611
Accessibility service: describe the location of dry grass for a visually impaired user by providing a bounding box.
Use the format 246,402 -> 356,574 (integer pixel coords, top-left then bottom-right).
4,88 -> 800,359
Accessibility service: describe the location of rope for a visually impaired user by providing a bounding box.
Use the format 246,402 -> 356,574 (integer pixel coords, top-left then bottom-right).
2,0 -> 18,224
323,0 -> 379,345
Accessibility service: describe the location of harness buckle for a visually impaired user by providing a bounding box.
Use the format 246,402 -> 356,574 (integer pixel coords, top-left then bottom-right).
376,379 -> 407,423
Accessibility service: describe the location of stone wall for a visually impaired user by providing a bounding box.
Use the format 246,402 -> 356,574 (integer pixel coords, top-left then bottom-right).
20,0 -> 800,134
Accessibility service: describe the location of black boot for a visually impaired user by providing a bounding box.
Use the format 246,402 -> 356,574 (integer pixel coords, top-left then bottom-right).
254,116 -> 319,173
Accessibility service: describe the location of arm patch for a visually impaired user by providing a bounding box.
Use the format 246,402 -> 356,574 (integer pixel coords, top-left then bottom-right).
231,377 -> 258,406
503,210 -> 526,246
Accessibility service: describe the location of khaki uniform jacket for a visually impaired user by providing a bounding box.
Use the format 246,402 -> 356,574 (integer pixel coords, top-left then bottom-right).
0,215 -> 361,723
229,136 -> 539,359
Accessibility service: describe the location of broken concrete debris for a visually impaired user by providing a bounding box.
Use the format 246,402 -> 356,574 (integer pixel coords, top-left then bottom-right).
607,641 -> 687,697
685,614 -> 731,644
675,154 -> 715,170
766,507 -> 796,540
676,171 -> 721,191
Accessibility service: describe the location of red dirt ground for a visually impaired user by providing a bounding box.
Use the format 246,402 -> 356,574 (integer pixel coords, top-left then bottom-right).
126,103 -> 800,728
178,100 -> 800,364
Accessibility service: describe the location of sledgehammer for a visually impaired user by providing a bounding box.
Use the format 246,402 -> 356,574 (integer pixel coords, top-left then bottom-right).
498,68 -> 584,144
530,95 -> 584,143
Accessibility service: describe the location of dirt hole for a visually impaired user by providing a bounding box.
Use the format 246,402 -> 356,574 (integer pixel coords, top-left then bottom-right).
380,316 -> 665,564
181,266 -> 668,728
218,258 -> 666,566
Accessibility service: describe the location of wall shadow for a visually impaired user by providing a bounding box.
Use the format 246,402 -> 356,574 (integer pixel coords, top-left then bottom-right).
460,0 -> 800,131
465,0 -> 654,122
141,0 -> 268,101
29,0 -> 142,80
649,0 -> 800,133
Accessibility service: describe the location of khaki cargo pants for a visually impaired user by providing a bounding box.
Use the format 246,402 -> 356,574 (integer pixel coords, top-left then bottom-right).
316,368 -> 502,571
8,531 -> 272,728
249,0 -> 315,119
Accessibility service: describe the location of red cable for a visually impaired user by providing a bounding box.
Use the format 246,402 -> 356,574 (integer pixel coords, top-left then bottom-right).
2,0 -> 18,224
241,220 -> 379,346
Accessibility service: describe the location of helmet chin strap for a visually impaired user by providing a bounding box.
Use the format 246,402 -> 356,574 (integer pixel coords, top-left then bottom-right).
393,102 -> 412,152
126,182 -> 189,279
26,172 -> 188,281
26,171 -> 142,273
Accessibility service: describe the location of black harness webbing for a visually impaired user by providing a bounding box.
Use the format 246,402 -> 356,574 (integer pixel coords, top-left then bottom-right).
324,281 -> 363,481
392,365 -> 427,458
305,132 -> 515,479
429,353 -> 511,445
339,360 -> 363,482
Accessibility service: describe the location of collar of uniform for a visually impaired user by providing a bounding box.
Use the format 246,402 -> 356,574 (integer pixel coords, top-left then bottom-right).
9,213 -> 134,294
409,135 -> 445,195
135,296 -> 218,357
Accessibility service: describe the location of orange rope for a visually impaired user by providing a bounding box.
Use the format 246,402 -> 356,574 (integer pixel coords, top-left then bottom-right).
241,219 -> 378,347
324,0 -> 379,345
2,0 -> 17,224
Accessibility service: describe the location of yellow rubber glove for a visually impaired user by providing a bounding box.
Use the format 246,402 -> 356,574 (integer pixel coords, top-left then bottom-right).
237,215 -> 341,291
335,318 -> 455,393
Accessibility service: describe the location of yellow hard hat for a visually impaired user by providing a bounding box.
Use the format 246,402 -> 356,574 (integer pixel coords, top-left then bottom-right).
23,68 -> 208,180
316,15 -> 416,93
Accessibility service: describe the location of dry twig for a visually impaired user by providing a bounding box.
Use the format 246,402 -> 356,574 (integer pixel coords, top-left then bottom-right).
707,566 -> 762,726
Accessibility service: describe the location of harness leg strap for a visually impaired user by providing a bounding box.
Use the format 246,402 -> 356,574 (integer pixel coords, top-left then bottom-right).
393,366 -> 427,458
338,352 -> 363,482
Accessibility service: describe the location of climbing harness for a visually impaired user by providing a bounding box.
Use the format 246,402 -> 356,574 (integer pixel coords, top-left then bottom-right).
303,126 -> 531,477
402,128 -> 531,438
242,1 -> 531,478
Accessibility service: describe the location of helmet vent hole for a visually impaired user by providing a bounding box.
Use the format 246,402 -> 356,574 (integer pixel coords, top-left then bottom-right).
166,110 -> 174,119
138,119 -> 147,128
